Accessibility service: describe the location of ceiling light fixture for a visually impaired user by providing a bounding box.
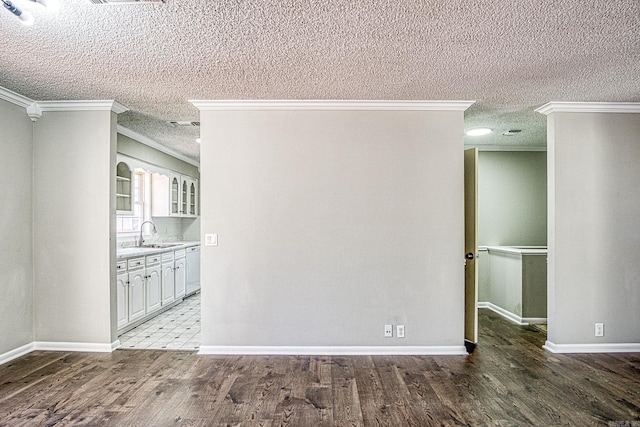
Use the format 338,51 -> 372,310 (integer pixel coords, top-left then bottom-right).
465,128 -> 493,136
2,0 -> 34,25
2,0 -> 58,25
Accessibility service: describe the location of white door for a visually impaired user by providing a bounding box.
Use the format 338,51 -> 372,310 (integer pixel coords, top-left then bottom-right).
146,264 -> 162,313
161,262 -> 175,306
128,269 -> 146,322
464,148 -> 479,347
175,257 -> 186,299
116,271 -> 129,329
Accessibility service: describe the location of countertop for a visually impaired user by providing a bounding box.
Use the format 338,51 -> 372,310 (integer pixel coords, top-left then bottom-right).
117,241 -> 200,259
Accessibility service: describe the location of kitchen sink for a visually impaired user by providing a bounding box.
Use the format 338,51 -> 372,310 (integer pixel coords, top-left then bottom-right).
141,243 -> 182,249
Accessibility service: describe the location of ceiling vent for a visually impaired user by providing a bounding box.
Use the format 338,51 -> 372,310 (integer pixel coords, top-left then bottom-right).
167,121 -> 200,127
88,0 -> 165,4
502,129 -> 522,136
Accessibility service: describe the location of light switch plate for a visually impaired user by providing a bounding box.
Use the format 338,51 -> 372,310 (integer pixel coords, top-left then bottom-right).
205,234 -> 218,246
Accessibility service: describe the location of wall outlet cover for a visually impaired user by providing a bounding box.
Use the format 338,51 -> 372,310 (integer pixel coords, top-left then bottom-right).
595,323 -> 604,337
397,324 -> 405,338
384,324 -> 393,337
205,233 -> 218,246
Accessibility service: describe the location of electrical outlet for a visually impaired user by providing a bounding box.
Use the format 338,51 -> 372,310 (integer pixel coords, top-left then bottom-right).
384,324 -> 393,337
397,325 -> 405,338
595,323 -> 604,337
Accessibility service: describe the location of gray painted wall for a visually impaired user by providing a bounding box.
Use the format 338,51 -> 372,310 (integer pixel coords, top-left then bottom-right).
199,109 -> 466,349
33,109 -> 116,345
0,99 -> 34,355
547,111 -> 640,345
478,151 -> 547,246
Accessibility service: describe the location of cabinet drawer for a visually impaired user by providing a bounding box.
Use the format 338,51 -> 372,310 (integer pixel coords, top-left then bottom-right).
127,257 -> 145,270
146,254 -> 162,266
162,252 -> 175,263
174,248 -> 186,259
116,260 -> 127,272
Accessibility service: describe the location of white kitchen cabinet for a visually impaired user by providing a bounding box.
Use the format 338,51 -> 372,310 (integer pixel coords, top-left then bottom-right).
128,266 -> 146,323
161,252 -> 175,306
116,161 -> 133,215
174,249 -> 186,299
145,258 -> 162,314
151,172 -> 198,218
186,177 -> 198,217
116,270 -> 129,330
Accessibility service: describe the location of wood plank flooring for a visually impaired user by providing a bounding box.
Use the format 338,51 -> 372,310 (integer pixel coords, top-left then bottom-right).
0,309 -> 638,426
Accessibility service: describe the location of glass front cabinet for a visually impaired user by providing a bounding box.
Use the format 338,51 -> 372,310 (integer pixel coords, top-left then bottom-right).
116,161 -> 133,215
152,172 -> 198,218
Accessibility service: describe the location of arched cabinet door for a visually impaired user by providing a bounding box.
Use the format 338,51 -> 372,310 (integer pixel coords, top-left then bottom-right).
116,161 -> 133,215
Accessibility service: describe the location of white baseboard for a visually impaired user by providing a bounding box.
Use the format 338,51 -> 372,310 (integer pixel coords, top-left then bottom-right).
478,302 -> 547,326
543,341 -> 640,354
0,342 -> 35,366
34,341 -> 120,353
198,345 -> 468,356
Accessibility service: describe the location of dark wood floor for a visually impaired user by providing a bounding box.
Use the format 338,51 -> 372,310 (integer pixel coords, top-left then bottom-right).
0,310 -> 638,426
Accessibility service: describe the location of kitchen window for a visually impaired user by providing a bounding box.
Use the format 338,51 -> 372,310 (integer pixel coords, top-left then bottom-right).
117,170 -> 148,233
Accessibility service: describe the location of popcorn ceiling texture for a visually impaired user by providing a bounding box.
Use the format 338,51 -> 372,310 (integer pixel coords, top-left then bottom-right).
1,0 -> 639,160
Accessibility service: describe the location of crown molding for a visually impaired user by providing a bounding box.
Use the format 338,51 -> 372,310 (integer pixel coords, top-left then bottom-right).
190,100 -> 475,111
117,125 -> 200,168
536,102 -> 640,115
36,100 -> 129,114
0,86 -> 34,109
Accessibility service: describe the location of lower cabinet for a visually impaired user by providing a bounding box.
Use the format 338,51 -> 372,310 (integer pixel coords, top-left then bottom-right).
161,252 -> 175,306
116,270 -> 129,330
175,250 -> 186,299
146,264 -> 162,313
128,267 -> 146,323
117,247 -> 190,334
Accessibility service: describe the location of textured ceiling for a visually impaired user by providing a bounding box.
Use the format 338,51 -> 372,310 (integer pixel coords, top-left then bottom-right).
1,0 -> 639,162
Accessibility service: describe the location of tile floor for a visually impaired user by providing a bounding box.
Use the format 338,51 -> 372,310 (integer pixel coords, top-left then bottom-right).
119,293 -> 200,350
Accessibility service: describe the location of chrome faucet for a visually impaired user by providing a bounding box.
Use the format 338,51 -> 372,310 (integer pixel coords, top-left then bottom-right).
138,221 -> 157,247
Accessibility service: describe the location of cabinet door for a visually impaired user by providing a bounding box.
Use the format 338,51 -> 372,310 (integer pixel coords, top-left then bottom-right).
181,177 -> 189,217
116,162 -> 133,215
161,263 -> 175,306
128,269 -> 146,322
116,271 -> 129,329
170,174 -> 181,216
175,258 -> 186,299
146,265 -> 162,313
187,179 -> 198,217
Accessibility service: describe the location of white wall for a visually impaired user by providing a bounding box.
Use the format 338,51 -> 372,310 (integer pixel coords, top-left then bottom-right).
198,107 -> 467,351
478,151 -> 547,246
0,98 -> 34,356
33,108 -> 117,346
545,107 -> 640,349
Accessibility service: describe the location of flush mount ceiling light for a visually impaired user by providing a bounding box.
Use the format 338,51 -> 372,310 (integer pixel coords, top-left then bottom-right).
2,0 -> 57,25
465,127 -> 493,136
